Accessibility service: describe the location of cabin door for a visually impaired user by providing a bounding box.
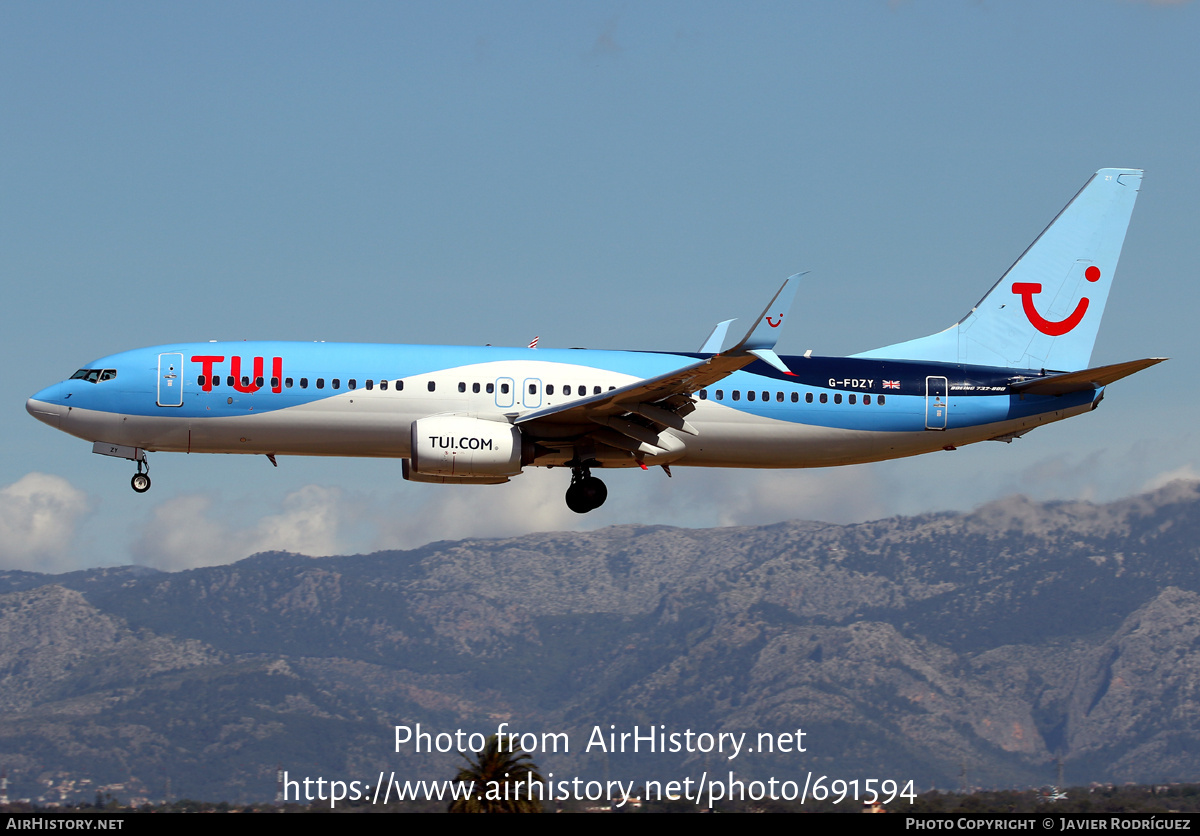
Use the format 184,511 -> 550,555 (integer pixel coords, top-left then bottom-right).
925,376 -> 948,430
494,377 -> 515,408
157,353 -> 184,407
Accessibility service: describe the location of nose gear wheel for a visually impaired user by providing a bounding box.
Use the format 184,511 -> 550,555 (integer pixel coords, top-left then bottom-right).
130,458 -> 150,493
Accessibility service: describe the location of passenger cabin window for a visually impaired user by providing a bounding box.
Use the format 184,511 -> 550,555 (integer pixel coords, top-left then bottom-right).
878,395 -> 886,405
458,382 -> 466,393
472,382 -> 480,393
227,376 -> 235,386
564,385 -> 572,395
528,383 -> 537,395
698,390 -> 708,400
332,379 -> 340,390
271,377 -> 280,388
864,394 -> 871,405
806,393 -> 813,403
777,392 -> 784,402
747,391 -> 755,401
848,394 -> 856,404
761,391 -> 768,401
486,383 -> 494,394
300,378 -> 309,388
427,381 -> 436,392
500,383 -> 509,394
834,393 -> 842,404
819,393 -> 827,404
791,392 -> 799,403
316,378 -> 325,389
380,380 -> 388,390
366,380 -> 373,390
348,379 -> 356,390
396,380 -> 404,391
732,391 -> 740,401
716,389 -> 724,400
285,378 -> 293,388
546,384 -> 554,395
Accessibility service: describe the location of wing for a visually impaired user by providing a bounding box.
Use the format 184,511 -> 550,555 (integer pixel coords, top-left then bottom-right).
516,351 -> 748,428
515,274 -> 803,458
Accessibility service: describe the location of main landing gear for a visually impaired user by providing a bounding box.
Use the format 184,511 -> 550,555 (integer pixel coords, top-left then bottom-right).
565,462 -> 607,514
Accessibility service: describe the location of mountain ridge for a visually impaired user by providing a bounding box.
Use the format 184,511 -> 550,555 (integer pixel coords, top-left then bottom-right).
2,481 -> 1199,802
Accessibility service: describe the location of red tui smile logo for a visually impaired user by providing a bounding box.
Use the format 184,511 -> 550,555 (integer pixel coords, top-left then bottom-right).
1011,265 -> 1101,336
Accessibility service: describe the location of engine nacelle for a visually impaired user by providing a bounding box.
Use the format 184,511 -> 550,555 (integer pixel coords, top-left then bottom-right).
402,459 -> 510,485
410,416 -> 524,478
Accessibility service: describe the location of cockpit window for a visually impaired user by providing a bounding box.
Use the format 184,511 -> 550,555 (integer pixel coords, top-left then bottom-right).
70,369 -> 116,383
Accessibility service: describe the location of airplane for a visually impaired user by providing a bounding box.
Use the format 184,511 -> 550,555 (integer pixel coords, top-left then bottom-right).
27,168 -> 1163,514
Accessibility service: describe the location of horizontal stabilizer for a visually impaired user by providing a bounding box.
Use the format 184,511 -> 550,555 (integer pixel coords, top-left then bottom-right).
1010,357 -> 1165,396
748,348 -> 795,375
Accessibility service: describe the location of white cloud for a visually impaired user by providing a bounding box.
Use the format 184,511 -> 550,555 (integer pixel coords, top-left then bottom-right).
131,485 -> 348,570
128,474 -> 594,568
1142,465 -> 1200,493
124,446 -> 1199,572
368,464 -> 891,550
371,470 -> 583,550
252,484 -> 347,556
0,473 -> 91,572
700,467 -> 887,527
365,465 -> 888,552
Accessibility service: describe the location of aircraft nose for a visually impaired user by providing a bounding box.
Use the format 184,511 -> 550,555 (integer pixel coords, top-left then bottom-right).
26,394 -> 65,428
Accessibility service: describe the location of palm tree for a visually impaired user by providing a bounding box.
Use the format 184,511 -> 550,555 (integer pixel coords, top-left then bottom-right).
448,734 -> 545,813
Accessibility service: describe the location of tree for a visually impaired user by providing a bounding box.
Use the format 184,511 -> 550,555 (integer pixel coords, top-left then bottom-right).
448,734 -> 545,813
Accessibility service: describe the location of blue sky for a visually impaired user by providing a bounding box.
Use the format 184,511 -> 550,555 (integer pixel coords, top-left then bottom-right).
3,1 -> 1196,571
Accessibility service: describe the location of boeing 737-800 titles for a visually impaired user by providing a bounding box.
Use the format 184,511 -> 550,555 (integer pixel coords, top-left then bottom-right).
27,169 -> 1163,513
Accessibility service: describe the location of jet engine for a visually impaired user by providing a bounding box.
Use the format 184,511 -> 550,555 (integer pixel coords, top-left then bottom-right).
409,416 -> 525,479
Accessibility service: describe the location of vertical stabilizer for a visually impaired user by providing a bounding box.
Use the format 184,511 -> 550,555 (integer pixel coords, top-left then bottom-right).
854,168 -> 1142,371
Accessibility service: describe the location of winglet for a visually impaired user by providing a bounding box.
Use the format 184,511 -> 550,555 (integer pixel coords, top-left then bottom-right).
721,273 -> 804,373
729,273 -> 804,353
698,319 -> 736,354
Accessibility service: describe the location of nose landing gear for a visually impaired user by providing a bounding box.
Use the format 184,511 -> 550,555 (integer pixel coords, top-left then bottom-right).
565,462 -> 606,514
92,443 -> 152,494
131,458 -> 151,493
